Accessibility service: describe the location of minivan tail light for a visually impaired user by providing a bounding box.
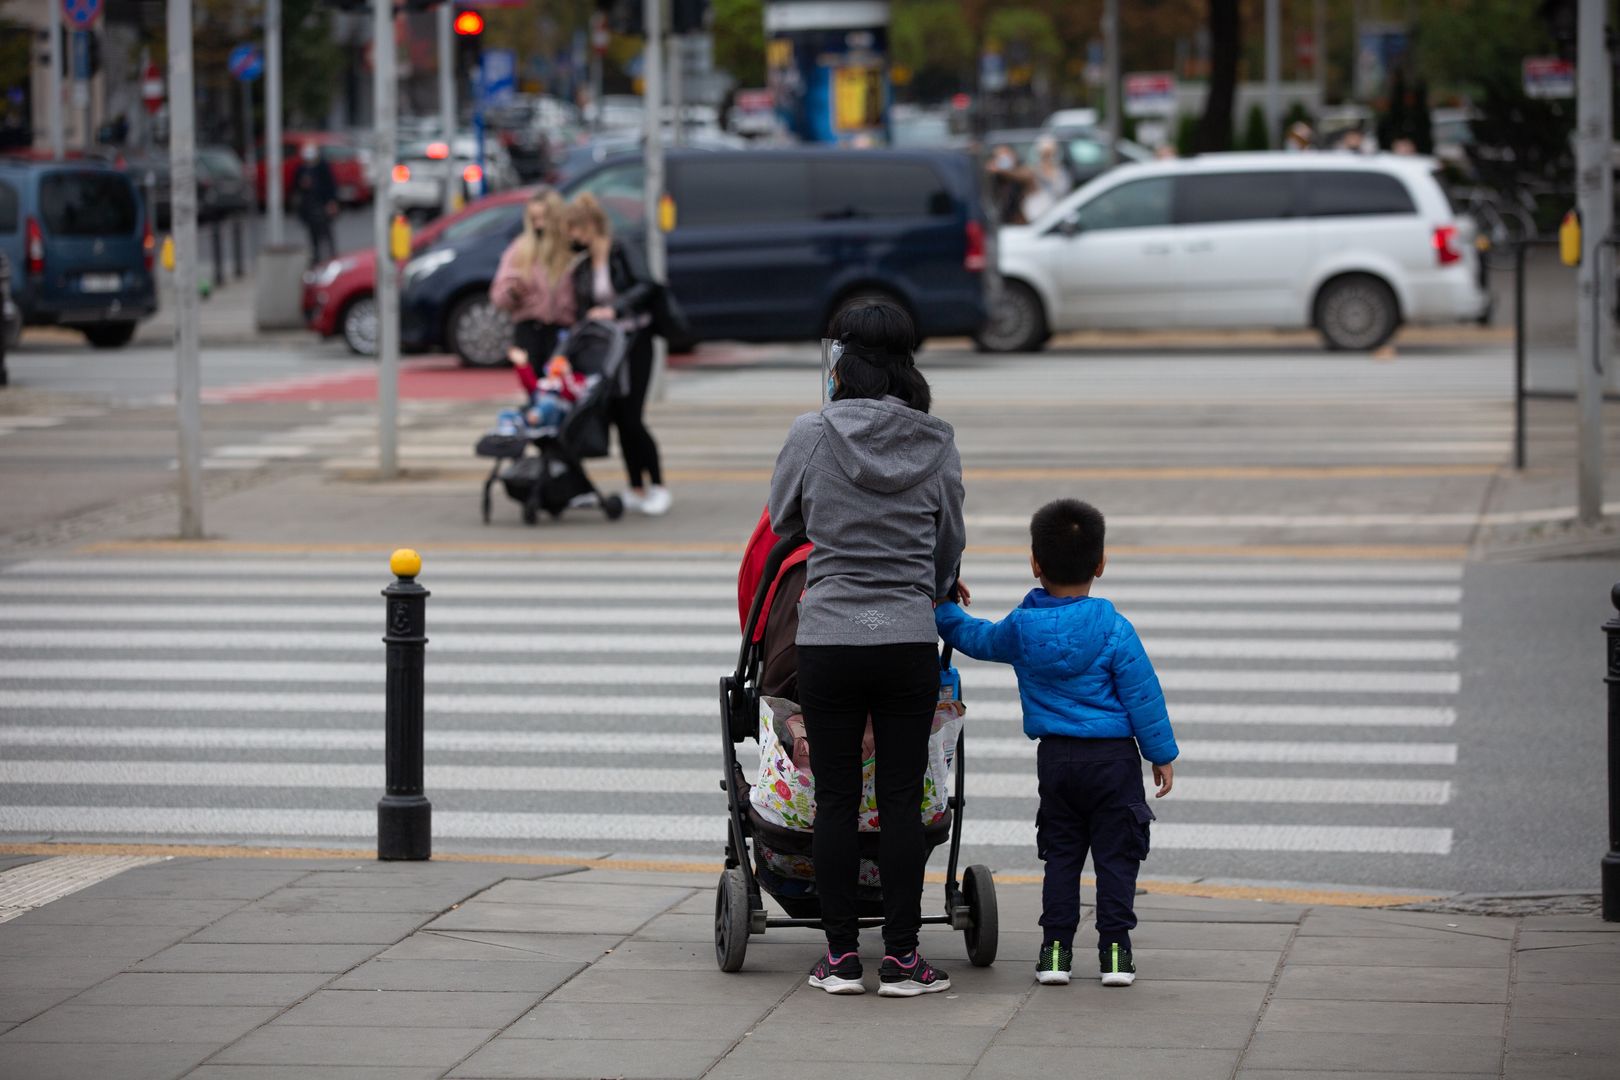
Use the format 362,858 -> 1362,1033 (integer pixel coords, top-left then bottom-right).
25,216 -> 43,276
1432,224 -> 1461,266
964,219 -> 986,272
142,213 -> 155,272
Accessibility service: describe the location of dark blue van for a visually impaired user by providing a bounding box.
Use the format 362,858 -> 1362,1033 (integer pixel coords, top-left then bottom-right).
401,148 -> 991,366
0,159 -> 156,348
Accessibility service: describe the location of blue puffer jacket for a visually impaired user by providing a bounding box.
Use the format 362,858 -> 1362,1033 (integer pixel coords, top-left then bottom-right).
935,590 -> 1178,765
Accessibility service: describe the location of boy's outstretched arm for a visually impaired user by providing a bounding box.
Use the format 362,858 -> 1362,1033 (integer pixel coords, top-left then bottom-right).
1110,618 -> 1179,769
935,602 -> 1020,664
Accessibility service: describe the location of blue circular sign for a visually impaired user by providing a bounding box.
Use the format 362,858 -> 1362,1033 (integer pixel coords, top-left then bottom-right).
63,0 -> 101,29
228,43 -> 264,83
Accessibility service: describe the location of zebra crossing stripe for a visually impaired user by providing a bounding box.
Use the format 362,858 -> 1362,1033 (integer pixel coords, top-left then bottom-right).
0,726 -> 1459,765
0,806 -> 1455,854
0,604 -> 1464,632
0,761 -> 1452,805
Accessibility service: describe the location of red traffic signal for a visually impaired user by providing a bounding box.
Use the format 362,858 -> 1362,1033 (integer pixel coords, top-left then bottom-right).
453,9 -> 484,35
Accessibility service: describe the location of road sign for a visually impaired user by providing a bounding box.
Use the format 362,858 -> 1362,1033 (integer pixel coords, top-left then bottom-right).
591,12 -> 610,55
71,30 -> 92,81
141,61 -> 163,115
62,0 -> 100,29
480,49 -> 516,106
228,43 -> 264,83
1124,72 -> 1177,118
1524,56 -> 1575,99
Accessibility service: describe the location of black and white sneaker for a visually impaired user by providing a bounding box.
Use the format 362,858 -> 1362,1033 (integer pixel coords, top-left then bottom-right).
878,951 -> 951,997
808,950 -> 865,995
1100,942 -> 1137,986
1036,940 -> 1073,986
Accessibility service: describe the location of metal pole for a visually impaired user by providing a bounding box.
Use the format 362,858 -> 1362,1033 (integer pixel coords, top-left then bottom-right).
241,76 -> 257,205
1575,0 -> 1611,525
1264,0 -> 1280,148
79,30 -> 92,151
1515,240 -> 1527,470
1313,0 -> 1326,110
375,0 -> 399,479
437,2 -> 456,218
1602,583 -> 1620,920
643,0 -> 668,401
48,1 -> 63,160
378,548 -> 431,861
266,0 -> 285,246
591,49 -> 603,132
212,218 -> 224,286
168,0 -> 203,540
1103,0 -> 1120,165
233,216 -> 244,279
669,32 -> 684,147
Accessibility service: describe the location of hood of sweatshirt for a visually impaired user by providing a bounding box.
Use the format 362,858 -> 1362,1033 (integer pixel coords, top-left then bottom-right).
1017,589 -> 1117,676
818,397 -> 956,495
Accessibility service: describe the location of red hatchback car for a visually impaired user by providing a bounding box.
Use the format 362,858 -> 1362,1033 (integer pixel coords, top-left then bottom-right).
257,132 -> 373,208
303,187 -> 533,353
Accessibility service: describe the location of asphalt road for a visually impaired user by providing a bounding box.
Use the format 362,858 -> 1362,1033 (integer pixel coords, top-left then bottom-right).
0,337 -> 1616,896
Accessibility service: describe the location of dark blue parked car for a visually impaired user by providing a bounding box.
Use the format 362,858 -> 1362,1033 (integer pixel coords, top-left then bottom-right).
401,148 -> 991,367
0,158 -> 156,348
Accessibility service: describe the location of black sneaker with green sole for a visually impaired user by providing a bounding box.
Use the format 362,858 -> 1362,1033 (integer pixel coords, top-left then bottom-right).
1100,942 -> 1136,986
1036,940 -> 1073,985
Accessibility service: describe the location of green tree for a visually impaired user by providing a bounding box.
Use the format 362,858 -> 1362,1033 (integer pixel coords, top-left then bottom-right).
1239,103 -> 1268,150
712,0 -> 765,88
891,1 -> 975,101
281,0 -> 344,126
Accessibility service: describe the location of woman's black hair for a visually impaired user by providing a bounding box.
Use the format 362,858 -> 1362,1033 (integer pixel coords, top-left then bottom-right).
828,300 -> 931,414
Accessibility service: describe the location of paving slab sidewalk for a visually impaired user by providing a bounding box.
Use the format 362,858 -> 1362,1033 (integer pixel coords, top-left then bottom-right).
0,854 -> 1615,1080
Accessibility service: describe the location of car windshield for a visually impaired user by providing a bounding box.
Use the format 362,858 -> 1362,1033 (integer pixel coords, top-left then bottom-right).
40,171 -> 137,235
438,203 -> 523,244
199,150 -> 242,178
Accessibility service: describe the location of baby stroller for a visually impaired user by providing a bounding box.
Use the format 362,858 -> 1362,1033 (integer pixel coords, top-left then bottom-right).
476,319 -> 630,525
713,510 -> 999,972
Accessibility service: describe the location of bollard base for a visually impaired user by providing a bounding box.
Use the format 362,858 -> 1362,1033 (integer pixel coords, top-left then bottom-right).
378,795 -> 432,861
1604,852 -> 1620,922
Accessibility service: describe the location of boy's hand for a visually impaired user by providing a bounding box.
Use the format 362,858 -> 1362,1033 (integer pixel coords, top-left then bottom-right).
1152,762 -> 1174,798
954,580 -> 972,607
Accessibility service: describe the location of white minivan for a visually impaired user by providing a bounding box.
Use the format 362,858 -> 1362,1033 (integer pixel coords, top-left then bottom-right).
978,153 -> 1490,352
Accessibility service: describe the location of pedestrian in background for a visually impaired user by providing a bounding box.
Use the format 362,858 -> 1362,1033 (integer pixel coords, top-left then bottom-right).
565,193 -> 670,516
769,299 -> 966,998
493,189 -> 578,369
985,143 -> 1027,225
292,144 -> 338,268
1022,136 -> 1075,222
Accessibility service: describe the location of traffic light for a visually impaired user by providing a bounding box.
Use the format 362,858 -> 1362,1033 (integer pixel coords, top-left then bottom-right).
597,0 -> 644,38
452,8 -> 484,36
672,0 -> 708,35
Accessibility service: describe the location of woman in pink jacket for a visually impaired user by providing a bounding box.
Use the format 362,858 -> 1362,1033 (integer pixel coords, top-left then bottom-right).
491,189 -> 578,367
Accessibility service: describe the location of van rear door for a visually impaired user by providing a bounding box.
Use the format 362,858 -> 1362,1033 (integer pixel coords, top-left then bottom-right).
36,170 -> 147,318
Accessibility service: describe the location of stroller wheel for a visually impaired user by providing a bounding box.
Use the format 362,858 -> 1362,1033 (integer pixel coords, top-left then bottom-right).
963,864 -> 999,968
602,494 -> 625,520
714,867 -> 751,973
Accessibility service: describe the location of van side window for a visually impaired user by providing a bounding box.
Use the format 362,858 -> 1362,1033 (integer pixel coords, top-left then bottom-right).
675,159 -> 810,226
810,160 -> 950,219
1069,177 -> 1172,232
40,172 -> 137,235
1175,172 -> 1298,224
1306,171 -> 1416,216
0,181 -> 17,233
574,162 -> 646,230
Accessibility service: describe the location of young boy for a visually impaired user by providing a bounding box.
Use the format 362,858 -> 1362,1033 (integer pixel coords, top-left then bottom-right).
934,498 -> 1178,988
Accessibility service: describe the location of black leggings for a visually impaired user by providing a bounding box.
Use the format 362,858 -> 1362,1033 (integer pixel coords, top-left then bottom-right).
609,329 -> 662,488
798,642 -> 938,956
513,320 -> 563,366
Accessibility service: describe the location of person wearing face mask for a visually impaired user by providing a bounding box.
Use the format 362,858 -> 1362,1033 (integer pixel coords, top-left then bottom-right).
492,189 -> 578,369
566,193 -> 669,516
291,143 -> 339,267
985,143 -> 1027,226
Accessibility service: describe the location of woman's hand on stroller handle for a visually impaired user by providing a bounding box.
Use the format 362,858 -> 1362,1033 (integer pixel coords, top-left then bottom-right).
586,305 -> 616,321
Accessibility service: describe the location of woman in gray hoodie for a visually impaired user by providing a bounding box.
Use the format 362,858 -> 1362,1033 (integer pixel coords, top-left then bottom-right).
768,300 -> 966,998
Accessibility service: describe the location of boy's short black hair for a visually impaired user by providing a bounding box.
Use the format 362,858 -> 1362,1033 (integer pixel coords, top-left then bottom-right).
1030,499 -> 1106,585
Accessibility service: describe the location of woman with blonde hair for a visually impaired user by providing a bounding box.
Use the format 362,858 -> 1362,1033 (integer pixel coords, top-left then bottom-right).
491,188 -> 577,368
566,192 -> 668,515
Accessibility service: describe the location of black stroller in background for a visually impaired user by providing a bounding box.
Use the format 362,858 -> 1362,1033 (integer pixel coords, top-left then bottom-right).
714,519 -> 999,972
477,319 -> 630,525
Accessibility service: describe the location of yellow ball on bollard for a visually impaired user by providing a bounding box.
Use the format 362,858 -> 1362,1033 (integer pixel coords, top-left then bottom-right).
390,548 -> 422,579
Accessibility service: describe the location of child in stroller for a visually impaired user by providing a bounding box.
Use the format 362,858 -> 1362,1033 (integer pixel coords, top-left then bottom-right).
476,319 -> 630,525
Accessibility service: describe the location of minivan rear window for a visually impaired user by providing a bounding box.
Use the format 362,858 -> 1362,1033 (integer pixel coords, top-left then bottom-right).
1175,171 -> 1297,224
676,159 -> 810,226
40,172 -> 137,235
1305,171 -> 1416,216
810,160 -> 951,219
0,180 -> 17,232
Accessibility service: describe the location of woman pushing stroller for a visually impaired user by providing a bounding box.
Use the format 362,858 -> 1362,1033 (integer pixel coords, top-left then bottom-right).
768,299 -> 966,997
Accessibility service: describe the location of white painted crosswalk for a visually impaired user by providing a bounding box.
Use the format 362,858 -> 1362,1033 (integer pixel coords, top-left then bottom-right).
0,552 -> 1466,869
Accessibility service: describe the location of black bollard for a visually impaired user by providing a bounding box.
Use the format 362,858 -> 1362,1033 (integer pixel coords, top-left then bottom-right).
232,216 -> 244,280
211,220 -> 225,290
379,548 -> 432,860
1605,585 -> 1620,921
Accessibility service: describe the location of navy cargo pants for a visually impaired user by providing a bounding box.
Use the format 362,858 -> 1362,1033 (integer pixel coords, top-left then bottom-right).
1035,735 -> 1155,954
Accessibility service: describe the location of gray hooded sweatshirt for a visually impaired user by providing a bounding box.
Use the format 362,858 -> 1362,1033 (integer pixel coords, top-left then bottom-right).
768,396 -> 966,647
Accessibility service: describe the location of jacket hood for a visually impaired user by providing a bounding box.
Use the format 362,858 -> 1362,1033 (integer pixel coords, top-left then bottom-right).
818,398 -> 955,494
1018,589 -> 1117,675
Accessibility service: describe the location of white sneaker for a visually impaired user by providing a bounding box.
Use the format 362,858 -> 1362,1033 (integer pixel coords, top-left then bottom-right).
619,489 -> 645,512
639,485 -> 672,516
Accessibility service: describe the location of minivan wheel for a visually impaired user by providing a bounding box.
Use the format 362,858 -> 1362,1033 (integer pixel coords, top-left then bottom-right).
1315,275 -> 1399,352
83,322 -> 137,349
340,295 -> 378,355
974,281 -> 1047,353
447,294 -> 513,368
